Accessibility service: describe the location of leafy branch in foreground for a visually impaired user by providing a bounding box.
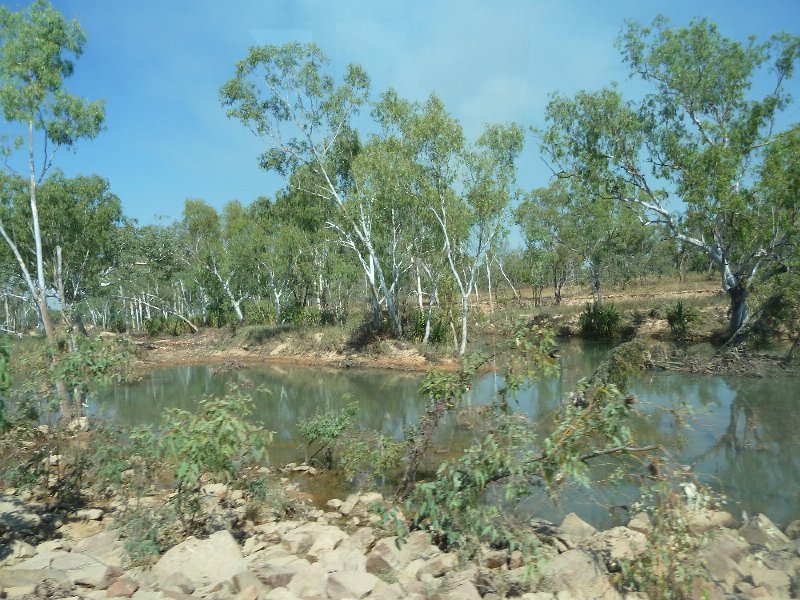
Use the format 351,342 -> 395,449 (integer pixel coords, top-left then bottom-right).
396,324 -> 560,497
399,337 -> 662,554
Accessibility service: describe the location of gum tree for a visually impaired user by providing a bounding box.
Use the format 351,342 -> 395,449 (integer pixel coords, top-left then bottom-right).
541,17 -> 799,333
220,43 -> 407,337
0,0 -> 104,339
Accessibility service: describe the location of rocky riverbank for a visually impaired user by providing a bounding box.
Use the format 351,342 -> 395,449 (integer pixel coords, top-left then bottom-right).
2,483 -> 799,600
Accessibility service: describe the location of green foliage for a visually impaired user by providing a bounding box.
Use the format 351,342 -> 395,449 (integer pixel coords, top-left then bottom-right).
665,301 -> 699,341
408,309 -> 448,345
579,302 -> 622,339
335,432 -> 403,484
298,400 -> 402,483
281,304 -> 323,327
619,480 -> 721,599
144,315 -> 194,337
146,387 -> 270,489
299,400 -> 358,465
394,332 -> 657,558
0,342 -> 10,430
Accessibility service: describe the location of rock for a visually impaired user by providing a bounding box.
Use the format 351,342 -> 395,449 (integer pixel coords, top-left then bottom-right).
560,513 -> 597,544
400,531 -> 437,562
326,571 -> 379,600
0,495 -> 42,532
326,499 -> 343,510
10,550 -> 118,588
584,526 -> 648,571
418,553 -> 459,578
359,492 -> 384,507
160,572 -> 196,595
739,513 -> 790,550
280,523 -> 347,560
107,576 -> 139,598
201,483 -> 229,497
316,545 -> 368,572
232,571 -> 270,598
152,530 -> 246,587
72,530 -> 127,568
431,580 -> 482,600
286,563 -> 328,598
626,512 -> 651,536
0,540 -> 37,566
250,554 -> 310,588
370,580 -> 404,600
478,547 -> 508,569
366,537 -> 404,576
704,527 -> 750,563
703,551 -> 744,593
509,550 -> 523,569
68,417 -> 89,432
0,568 -> 69,588
784,519 -> 800,540
263,588 -> 297,600
685,508 -> 734,534
75,508 -> 104,521
539,549 -> 621,600
338,494 -> 359,516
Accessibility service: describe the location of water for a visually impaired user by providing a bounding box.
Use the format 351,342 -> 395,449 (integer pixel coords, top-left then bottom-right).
92,340 -> 800,528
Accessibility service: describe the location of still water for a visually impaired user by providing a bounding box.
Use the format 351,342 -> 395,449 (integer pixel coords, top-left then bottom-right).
93,341 -> 799,529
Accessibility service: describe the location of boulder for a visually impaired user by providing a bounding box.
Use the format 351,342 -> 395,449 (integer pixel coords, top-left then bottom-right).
264,588 -> 298,600
431,580 -> 482,600
72,530 -> 128,568
784,519 -> 800,540
10,550 -> 118,588
152,530 -> 246,587
0,540 -> 37,566
739,514 -> 790,550
626,513 -> 651,536
418,553 -> 458,578
366,537 -> 404,576
685,509 -> 734,534
584,527 -> 647,571
338,494 -> 359,516
0,568 -> 69,588
75,508 -> 104,521
286,563 -> 327,598
326,571 -> 379,600
280,523 -> 347,560
560,513 -> 597,544
539,549 -> 621,600
107,576 -> 139,598
0,495 -> 41,532
160,572 -> 196,595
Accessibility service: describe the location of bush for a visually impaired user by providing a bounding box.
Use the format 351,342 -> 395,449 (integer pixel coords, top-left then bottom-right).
408,309 -> 448,345
579,302 -> 622,339
665,301 -> 699,341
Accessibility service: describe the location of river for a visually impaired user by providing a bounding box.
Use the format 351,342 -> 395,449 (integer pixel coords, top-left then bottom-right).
91,340 -> 800,529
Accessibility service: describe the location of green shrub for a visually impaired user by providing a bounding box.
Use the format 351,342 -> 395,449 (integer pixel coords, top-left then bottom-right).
299,400 -> 359,465
282,304 -> 323,327
408,309 -> 448,345
665,301 -> 699,341
579,302 -> 622,339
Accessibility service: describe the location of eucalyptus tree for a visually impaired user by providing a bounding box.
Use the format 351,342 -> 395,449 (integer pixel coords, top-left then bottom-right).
221,43 -> 408,336
375,92 -> 524,354
180,199 -> 254,323
0,0 -> 104,340
541,17 -> 800,333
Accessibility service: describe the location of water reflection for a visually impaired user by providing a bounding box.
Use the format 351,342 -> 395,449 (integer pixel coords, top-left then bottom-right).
93,340 -> 800,527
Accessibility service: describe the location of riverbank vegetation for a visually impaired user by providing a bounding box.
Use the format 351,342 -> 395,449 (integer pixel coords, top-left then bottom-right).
0,2 -> 799,598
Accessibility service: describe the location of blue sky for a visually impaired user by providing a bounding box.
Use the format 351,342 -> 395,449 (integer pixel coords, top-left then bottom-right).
7,0 -> 800,224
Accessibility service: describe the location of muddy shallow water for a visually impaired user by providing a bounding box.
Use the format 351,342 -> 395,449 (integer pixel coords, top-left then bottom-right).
91,340 -> 800,529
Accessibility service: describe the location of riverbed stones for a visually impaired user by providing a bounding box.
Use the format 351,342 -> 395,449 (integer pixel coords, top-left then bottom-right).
152,530 -> 246,587
784,519 -> 800,540
559,512 -> 597,544
583,526 -> 648,571
539,549 -> 621,600
0,494 -> 41,532
739,513 -> 790,550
